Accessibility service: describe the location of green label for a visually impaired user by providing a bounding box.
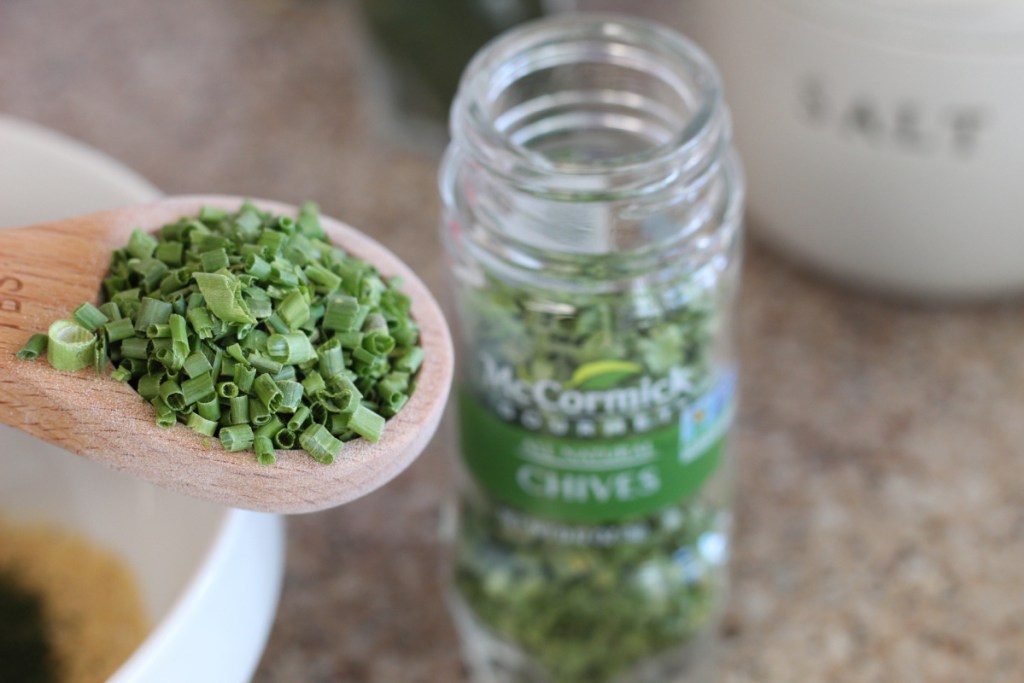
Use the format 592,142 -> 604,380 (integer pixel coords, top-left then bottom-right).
459,371 -> 735,524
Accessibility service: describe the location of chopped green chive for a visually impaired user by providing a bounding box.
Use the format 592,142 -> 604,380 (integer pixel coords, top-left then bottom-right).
299,423 -> 342,464
193,272 -> 256,325
152,397 -> 176,429
181,372 -> 216,406
183,351 -> 213,379
277,290 -> 311,330
186,307 -> 215,339
348,405 -> 385,443
273,428 -> 297,450
46,320 -> 96,372
146,323 -> 171,339
15,333 -> 48,360
216,381 -> 239,399
135,297 -> 173,331
267,331 -> 317,365
253,373 -> 283,412
220,424 -> 254,452
127,228 -> 158,259
137,373 -> 163,401
394,346 -> 425,374
254,435 -> 277,465
72,302 -> 109,332
200,247 -> 230,272
248,399 -> 273,426
287,405 -> 311,432
186,413 -> 218,437
277,380 -> 304,413
159,379 -> 186,411
233,364 -> 257,393
15,203 -> 423,463
111,364 -> 133,383
154,240 -> 184,266
323,295 -> 365,332
228,395 -> 250,425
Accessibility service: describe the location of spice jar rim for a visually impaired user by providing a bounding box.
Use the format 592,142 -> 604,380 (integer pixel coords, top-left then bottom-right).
448,13 -> 729,200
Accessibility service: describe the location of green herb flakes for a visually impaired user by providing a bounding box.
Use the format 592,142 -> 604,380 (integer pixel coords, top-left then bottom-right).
15,202 -> 423,464
450,269 -> 734,682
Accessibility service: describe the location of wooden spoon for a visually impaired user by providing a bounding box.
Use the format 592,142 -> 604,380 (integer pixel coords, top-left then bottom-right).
0,196 -> 453,514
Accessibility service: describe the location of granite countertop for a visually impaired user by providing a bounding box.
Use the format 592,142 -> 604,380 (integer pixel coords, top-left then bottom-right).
2,1 -> 1022,681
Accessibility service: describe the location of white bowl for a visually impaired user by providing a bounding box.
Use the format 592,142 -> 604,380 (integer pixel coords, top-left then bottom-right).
0,114 -> 285,682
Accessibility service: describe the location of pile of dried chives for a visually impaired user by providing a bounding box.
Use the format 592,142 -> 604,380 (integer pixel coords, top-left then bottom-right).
16,202 -> 423,465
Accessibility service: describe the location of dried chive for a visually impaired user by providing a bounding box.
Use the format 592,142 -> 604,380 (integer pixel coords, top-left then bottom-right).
220,424 -> 254,452
119,337 -> 150,360
183,351 -> 213,379
146,323 -> 170,339
104,318 -> 136,343
187,413 -> 218,437
304,263 -> 342,293
159,379 -> 186,411
98,301 -> 122,321
394,347 -> 424,374
273,428 -> 297,450
15,334 -> 47,360
72,302 -> 109,332
200,248 -> 229,272
193,272 -> 255,325
301,370 -> 326,397
253,373 -> 282,412
137,373 -> 163,401
318,338 -> 345,380
233,364 -> 257,393
127,228 -> 158,259
181,372 -> 215,405
347,405 -> 385,442
169,314 -> 190,364
254,435 -> 277,465
249,354 -> 283,376
45,320 -> 96,372
151,397 -> 176,429
323,295 -> 364,332
266,331 -> 316,365
135,298 -> 173,331
187,307 -> 215,339
228,396 -> 250,425
15,202 -> 423,464
197,396 -> 221,421
299,423 -> 342,464
277,290 -> 310,330
277,380 -> 304,413
287,406 -> 311,432
154,240 -> 184,266
111,365 -> 133,383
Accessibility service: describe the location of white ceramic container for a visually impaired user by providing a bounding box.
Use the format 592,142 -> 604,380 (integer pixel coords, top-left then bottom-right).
675,0 -> 1024,297
0,114 -> 286,682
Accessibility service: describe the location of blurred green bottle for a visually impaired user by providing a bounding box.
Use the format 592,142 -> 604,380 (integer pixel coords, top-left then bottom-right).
356,0 -> 547,150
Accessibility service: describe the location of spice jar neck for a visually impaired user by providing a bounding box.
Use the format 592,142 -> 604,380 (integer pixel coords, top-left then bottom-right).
442,14 -> 741,282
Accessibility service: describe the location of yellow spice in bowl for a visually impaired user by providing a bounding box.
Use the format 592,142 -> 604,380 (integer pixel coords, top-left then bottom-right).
0,520 -> 150,683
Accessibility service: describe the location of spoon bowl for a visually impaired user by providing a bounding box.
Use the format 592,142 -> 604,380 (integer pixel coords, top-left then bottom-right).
0,195 -> 453,514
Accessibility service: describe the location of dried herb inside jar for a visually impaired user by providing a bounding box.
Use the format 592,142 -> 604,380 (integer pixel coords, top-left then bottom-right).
450,272 -> 735,683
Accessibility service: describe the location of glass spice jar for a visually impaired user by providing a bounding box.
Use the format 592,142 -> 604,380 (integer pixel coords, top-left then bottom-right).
439,14 -> 744,683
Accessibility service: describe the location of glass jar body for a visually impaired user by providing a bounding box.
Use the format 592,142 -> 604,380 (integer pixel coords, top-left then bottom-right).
440,15 -> 744,683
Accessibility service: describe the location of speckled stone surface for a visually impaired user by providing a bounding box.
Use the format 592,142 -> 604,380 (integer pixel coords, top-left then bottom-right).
2,2 -> 1022,681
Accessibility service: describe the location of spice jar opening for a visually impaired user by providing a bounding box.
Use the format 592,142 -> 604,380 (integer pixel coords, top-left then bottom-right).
450,13 -> 730,198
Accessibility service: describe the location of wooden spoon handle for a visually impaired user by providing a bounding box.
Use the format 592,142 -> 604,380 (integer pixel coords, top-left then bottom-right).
0,214 -> 130,357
